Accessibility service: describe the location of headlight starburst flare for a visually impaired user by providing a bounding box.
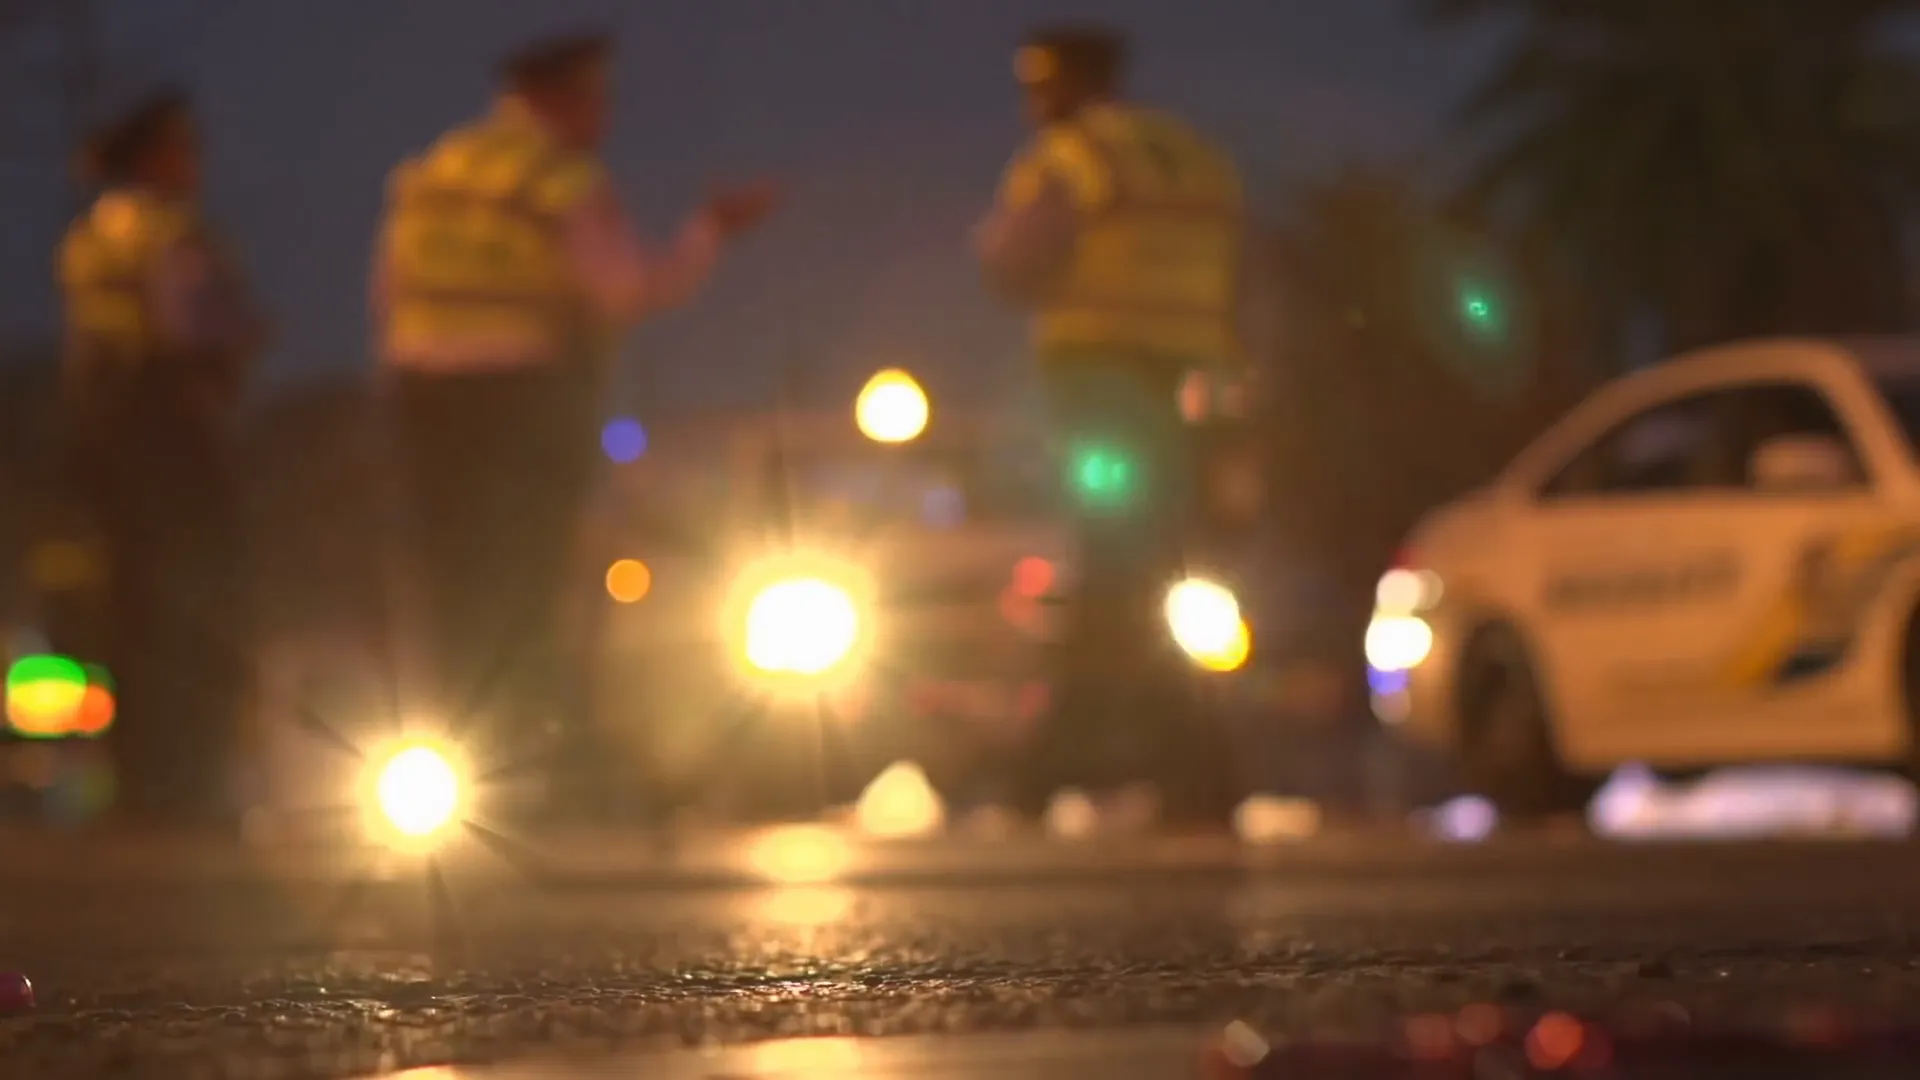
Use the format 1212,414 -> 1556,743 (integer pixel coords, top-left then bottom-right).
744,577 -> 861,676
373,743 -> 463,839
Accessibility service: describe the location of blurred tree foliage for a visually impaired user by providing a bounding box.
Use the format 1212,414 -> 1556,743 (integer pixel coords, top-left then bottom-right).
1419,0 -> 1920,353
1263,164 -> 1591,595
1270,0 -> 1920,599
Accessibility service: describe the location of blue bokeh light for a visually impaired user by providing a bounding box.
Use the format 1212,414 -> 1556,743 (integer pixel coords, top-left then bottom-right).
601,417 -> 648,463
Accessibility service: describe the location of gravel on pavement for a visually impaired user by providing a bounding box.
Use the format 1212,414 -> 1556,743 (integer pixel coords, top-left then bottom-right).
3,836 -> 1920,1078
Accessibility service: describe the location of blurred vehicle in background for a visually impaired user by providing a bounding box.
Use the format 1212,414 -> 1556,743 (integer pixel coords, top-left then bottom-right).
229,372 -> 1362,839
582,376 -> 1363,826
584,406 -> 1072,820
1370,337 -> 1920,819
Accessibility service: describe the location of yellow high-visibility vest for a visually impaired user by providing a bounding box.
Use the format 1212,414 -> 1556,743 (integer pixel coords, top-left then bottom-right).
378,103 -> 607,368
58,189 -> 196,366
1003,105 -> 1245,365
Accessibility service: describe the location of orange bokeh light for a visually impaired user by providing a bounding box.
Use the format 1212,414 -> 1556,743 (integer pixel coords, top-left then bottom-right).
72,685 -> 116,736
606,558 -> 652,603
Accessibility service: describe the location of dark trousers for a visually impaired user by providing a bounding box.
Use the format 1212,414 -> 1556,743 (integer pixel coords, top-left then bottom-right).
1014,351 -> 1234,814
57,376 -> 249,825
388,364 -> 599,786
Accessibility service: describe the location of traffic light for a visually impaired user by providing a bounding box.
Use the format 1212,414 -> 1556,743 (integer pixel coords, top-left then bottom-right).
1068,443 -> 1138,508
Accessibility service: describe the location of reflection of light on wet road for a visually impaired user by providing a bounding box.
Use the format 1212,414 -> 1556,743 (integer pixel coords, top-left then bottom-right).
1219,1020 -> 1271,1068
749,1035 -> 865,1075
1232,795 -> 1321,844
853,761 -> 944,839
484,1027 -> 1214,1079
745,825 -> 853,884
1588,765 -> 1915,840
1420,795 -> 1498,843
752,886 -> 857,928
1423,767 -> 1918,841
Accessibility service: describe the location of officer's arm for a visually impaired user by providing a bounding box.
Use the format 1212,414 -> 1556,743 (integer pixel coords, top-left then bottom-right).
974,151 -> 1079,306
562,181 -> 723,326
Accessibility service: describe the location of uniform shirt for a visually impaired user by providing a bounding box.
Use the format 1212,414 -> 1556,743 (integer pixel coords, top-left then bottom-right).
370,110 -> 724,370
61,187 -> 266,424
973,134 -> 1278,367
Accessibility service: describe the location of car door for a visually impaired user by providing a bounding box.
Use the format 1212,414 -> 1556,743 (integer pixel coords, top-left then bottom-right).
1519,386 -> 1752,766
1688,381 -> 1894,761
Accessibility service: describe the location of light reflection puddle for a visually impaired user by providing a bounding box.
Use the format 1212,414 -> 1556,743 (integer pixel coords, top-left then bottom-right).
401,1025 -> 1215,1078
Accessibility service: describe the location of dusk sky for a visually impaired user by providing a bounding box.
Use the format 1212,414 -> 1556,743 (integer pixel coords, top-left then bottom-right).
0,1 -> 1501,411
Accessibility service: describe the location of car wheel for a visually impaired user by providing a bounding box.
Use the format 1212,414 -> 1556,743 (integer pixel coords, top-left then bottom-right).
1458,624 -> 1594,822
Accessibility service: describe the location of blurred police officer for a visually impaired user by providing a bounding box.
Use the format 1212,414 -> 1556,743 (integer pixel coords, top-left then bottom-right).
974,26 -> 1271,822
372,31 -> 774,805
57,88 -> 268,826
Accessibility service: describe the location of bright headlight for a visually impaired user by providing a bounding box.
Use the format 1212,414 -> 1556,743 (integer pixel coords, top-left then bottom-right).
373,744 -> 462,839
1364,614 -> 1433,672
744,577 -> 862,676
1165,577 -> 1250,672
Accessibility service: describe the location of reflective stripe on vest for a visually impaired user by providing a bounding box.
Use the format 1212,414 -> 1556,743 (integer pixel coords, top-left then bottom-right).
1031,108 -> 1244,364
59,190 -> 193,363
379,110 -> 603,368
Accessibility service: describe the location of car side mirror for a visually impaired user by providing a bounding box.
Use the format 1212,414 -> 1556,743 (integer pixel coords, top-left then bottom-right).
1749,434 -> 1855,492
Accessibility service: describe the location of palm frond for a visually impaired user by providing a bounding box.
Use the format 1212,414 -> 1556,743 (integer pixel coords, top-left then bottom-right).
1451,33 -> 1627,129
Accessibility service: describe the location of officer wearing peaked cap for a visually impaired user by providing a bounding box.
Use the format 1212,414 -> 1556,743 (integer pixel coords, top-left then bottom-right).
372,30 -> 776,811
975,25 -> 1275,825
55,87 -> 269,827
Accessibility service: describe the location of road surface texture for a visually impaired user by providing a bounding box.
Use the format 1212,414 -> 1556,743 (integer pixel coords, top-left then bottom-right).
5,831 -> 1920,1078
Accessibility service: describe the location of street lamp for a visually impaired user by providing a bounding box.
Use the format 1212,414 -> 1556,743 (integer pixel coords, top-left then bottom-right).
854,368 -> 929,444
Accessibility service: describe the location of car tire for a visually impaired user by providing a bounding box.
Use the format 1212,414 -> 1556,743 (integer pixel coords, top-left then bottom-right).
1457,623 -> 1594,822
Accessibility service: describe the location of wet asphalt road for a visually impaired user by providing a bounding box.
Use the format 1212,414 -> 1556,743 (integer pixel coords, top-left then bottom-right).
6,837 -> 1920,1079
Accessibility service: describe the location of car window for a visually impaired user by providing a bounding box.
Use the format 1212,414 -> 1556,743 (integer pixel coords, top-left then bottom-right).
1540,390 -> 1743,500
1722,382 -> 1866,487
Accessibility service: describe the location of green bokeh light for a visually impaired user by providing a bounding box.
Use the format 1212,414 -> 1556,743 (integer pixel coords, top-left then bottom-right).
1456,281 -> 1506,341
7,654 -> 85,694
1070,445 -> 1138,506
